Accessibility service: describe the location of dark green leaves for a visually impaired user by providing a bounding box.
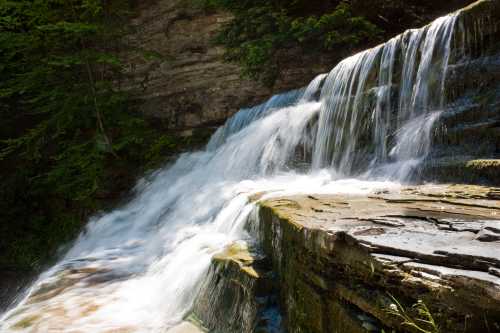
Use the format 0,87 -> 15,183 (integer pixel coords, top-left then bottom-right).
0,0 -> 159,271
204,0 -> 382,85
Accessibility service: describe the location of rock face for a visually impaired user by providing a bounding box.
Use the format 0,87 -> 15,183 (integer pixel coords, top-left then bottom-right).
122,0 -> 334,131
192,243 -> 281,333
423,0 -> 500,184
167,322 -> 205,333
255,184 -> 500,333
189,184 -> 500,333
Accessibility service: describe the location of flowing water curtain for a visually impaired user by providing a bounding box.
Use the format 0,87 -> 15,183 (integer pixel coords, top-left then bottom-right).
312,14 -> 459,179
372,37 -> 399,166
207,75 -> 327,171
207,88 -> 306,151
312,48 -> 381,173
389,15 -> 458,178
0,74 -> 326,331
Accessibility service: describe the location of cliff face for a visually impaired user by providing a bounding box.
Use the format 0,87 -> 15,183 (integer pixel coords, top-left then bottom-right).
122,0 -> 334,132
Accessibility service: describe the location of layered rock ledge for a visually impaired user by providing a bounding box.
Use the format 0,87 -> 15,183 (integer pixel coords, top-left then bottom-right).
253,184 -> 500,333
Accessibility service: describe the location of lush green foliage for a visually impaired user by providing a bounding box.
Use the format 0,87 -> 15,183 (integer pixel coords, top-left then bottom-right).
0,0 -> 201,271
197,0 -> 381,85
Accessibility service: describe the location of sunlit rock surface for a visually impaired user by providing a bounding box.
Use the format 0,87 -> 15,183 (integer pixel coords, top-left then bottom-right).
255,184 -> 500,333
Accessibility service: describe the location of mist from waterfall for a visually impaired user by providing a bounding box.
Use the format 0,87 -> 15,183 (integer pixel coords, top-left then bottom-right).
1,11 -> 461,333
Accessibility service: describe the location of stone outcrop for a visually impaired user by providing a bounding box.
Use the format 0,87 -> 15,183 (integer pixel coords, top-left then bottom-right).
423,157 -> 500,186
167,321 -> 205,333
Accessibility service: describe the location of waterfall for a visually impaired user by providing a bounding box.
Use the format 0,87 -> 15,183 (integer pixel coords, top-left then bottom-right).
1,11 -> 463,333
312,14 -> 458,177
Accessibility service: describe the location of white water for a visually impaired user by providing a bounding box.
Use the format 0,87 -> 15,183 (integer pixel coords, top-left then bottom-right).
312,15 -> 458,177
1,12 -> 460,333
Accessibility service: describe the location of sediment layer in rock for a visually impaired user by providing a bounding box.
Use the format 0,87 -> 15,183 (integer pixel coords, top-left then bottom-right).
257,184 -> 500,333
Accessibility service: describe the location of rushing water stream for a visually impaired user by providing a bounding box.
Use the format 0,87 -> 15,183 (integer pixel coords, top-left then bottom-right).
1,10 -> 467,333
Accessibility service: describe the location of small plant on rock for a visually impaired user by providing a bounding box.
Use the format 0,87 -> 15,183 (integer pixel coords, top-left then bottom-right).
385,294 -> 440,333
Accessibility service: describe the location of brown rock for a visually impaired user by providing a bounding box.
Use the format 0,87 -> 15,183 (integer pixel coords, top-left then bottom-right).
121,0 -> 333,131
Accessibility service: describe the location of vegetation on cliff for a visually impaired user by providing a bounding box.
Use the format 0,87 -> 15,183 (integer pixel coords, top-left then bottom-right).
197,0 -> 471,85
197,0 -> 380,84
0,0 -> 209,273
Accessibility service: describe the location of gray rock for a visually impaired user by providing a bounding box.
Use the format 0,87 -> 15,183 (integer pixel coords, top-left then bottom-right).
257,184 -> 500,333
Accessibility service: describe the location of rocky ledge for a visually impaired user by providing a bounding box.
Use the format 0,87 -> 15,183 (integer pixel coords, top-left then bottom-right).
194,184 -> 500,333
257,184 -> 500,333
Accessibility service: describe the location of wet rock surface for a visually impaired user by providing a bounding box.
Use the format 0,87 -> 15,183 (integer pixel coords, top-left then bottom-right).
257,184 -> 500,333
424,0 -> 500,184
192,243 -> 281,333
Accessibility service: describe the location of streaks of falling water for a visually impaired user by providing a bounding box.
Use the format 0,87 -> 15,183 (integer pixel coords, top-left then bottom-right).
384,15 -> 458,179
312,48 -> 381,173
0,11 -> 463,333
372,37 -> 398,165
313,14 -> 458,178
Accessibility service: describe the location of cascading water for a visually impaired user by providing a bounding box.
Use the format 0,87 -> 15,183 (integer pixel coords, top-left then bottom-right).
1,10 -> 464,333
312,14 -> 458,177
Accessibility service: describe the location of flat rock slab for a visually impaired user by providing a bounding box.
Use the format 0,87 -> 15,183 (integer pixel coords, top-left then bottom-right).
261,184 -> 500,298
